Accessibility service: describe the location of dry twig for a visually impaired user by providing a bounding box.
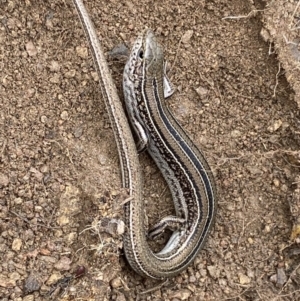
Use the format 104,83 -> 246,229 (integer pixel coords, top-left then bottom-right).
222,9 -> 265,20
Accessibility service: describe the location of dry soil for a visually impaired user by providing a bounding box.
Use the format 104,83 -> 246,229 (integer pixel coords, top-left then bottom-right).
1,0 -> 300,300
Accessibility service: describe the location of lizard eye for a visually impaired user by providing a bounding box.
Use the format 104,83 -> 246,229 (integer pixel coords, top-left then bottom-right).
138,50 -> 144,59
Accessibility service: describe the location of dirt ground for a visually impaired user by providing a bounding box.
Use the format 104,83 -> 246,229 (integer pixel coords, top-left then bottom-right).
1,0 -> 300,300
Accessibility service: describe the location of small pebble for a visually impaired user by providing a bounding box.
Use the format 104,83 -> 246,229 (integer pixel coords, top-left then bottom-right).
73,126 -> 83,138
9,272 -> 21,282
0,173 -> 9,187
46,273 -> 61,286
54,256 -> 72,271
64,69 -> 76,78
24,274 -> 41,294
273,178 -> 280,187
0,275 -> 16,288
12,238 -> 22,251
270,274 -> 277,283
109,43 -> 129,59
231,130 -> 242,138
23,295 -> 34,301
260,27 -> 271,42
100,218 -> 125,236
276,268 -> 287,287
182,30 -> 194,44
110,277 -> 122,289
60,111 -> 68,120
76,46 -> 88,59
49,61 -> 60,72
239,273 -> 251,285
169,289 -> 192,300
40,115 -> 48,123
14,197 -> 23,204
25,41 -> 37,56
207,265 -> 218,278
189,275 -> 196,282
195,86 -> 208,99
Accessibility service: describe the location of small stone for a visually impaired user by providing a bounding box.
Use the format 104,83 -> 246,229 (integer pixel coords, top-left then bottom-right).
7,1 -> 16,12
182,30 -> 194,44
98,154 -> 108,165
24,274 -> 41,294
273,178 -> 280,187
276,268 -> 287,287
268,119 -> 282,132
110,277 -> 122,289
27,88 -> 35,98
265,225 -> 271,233
40,115 -> 48,123
76,46 -> 88,59
195,86 -> 209,99
34,205 -> 42,212
270,274 -> 277,283
115,219 -> 125,235
218,278 -> 227,287
29,167 -> 43,182
14,197 -> 23,204
12,238 -> 22,251
9,272 -> 20,282
26,41 -> 37,56
239,273 -> 251,285
169,289 -> 192,300
40,256 -> 57,263
230,130 -> 241,138
274,120 -> 283,131
25,249 -> 39,258
23,294 -> 34,301
0,173 -> 9,187
207,265 -> 218,279
50,74 -> 60,84
49,61 -> 60,72
40,284 -> 50,294
0,275 -> 16,288
39,248 -> 51,255
189,275 -> 196,282
64,69 -> 76,78
46,273 -> 61,285
247,270 -> 255,278
100,218 -> 125,236
260,27 -> 271,42
69,286 -> 77,294
40,165 -> 49,174
73,126 -> 83,138
227,203 -> 235,211
65,232 -> 77,245
54,256 -> 72,271
57,185 -> 81,227
60,110 -> 68,120
45,18 -> 53,29
91,71 -> 99,82
57,215 -> 70,226
199,267 -> 207,277
109,43 -> 129,60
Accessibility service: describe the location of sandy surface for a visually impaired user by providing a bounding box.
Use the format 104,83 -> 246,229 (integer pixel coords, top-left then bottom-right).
0,0 -> 300,300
